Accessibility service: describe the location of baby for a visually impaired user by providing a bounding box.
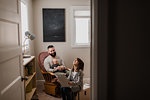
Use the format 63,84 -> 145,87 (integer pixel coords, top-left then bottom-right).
51,58 -> 66,73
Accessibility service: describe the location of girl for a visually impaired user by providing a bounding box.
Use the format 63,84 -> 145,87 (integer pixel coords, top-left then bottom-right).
61,58 -> 84,100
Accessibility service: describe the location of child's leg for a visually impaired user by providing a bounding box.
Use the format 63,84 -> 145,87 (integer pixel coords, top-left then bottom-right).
61,87 -> 66,100
63,87 -> 72,100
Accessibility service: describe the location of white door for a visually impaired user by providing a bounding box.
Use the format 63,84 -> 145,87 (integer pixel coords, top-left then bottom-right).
0,0 -> 24,100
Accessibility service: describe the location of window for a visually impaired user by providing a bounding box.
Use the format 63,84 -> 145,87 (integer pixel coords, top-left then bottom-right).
71,6 -> 91,48
21,1 -> 29,52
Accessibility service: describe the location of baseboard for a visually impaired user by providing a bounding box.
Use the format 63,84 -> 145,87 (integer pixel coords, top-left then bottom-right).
37,80 -> 45,82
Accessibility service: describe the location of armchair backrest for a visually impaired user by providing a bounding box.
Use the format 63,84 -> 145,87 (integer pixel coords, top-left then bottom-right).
38,52 -> 49,72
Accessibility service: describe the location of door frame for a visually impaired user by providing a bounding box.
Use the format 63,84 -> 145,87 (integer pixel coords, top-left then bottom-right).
91,0 -> 108,100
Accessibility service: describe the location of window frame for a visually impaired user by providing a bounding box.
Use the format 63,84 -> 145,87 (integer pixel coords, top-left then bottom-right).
70,6 -> 91,48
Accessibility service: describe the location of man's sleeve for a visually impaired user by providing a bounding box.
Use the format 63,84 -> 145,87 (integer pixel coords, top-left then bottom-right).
44,57 -> 56,72
60,59 -> 66,68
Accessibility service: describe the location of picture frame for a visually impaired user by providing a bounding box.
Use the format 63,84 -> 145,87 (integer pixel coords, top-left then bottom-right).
43,8 -> 65,42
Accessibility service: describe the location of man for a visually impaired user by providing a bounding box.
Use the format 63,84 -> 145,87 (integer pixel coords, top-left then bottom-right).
44,45 -> 66,72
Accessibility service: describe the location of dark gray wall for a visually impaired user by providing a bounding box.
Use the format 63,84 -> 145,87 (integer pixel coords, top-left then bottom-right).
97,0 -> 150,100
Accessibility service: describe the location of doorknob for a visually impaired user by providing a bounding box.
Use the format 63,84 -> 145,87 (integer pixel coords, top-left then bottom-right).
21,77 -> 28,81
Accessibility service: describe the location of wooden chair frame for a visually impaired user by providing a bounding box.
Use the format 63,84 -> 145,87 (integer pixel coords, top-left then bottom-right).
38,52 -> 60,96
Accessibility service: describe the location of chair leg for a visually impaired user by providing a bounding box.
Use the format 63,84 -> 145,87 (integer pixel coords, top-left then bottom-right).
72,92 -> 80,100
77,92 -> 80,100
72,92 -> 76,100
72,92 -> 75,100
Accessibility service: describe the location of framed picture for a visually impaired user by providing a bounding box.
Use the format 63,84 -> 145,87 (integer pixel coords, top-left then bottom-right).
43,8 -> 65,42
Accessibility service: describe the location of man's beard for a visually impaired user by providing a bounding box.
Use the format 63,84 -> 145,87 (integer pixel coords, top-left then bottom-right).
50,52 -> 56,57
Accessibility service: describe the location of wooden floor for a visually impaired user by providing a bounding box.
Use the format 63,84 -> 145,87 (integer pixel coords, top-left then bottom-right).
36,78 -> 90,100
37,91 -> 61,100
36,80 -> 61,100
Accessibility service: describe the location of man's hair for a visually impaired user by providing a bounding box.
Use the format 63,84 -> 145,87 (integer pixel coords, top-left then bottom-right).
47,45 -> 54,49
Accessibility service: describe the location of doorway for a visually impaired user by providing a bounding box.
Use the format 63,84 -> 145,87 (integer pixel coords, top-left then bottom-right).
31,0 -> 91,100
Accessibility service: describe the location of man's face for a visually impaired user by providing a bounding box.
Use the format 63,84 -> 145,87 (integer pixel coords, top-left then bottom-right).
48,48 -> 56,57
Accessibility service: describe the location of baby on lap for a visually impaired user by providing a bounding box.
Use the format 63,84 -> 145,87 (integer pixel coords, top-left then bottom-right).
51,58 -> 66,73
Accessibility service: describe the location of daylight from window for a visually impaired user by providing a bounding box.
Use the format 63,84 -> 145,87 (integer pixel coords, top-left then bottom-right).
21,2 -> 29,49
71,6 -> 90,47
75,18 -> 89,44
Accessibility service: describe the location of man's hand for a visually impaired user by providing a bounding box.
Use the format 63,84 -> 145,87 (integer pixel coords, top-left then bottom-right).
56,79 -> 60,82
55,66 -> 65,71
60,66 -> 65,70
55,66 -> 61,71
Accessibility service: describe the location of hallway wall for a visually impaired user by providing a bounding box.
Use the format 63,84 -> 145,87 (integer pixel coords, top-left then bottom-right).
95,0 -> 150,100
32,0 -> 91,80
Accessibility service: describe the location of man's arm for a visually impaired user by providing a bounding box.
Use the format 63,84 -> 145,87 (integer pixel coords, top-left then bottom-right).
59,58 -> 66,68
44,57 -> 57,72
61,59 -> 65,66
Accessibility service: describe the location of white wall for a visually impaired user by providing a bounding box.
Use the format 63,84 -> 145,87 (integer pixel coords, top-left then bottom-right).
32,0 -> 91,80
27,0 -> 35,56
23,0 -> 35,56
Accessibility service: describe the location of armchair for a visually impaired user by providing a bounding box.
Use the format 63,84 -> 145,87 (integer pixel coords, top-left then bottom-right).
38,52 -> 60,97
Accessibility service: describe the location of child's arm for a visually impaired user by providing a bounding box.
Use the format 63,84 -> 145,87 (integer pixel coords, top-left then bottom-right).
68,81 -> 72,85
70,71 -> 83,86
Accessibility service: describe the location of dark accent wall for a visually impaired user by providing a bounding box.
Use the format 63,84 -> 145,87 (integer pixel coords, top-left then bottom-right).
97,0 -> 150,100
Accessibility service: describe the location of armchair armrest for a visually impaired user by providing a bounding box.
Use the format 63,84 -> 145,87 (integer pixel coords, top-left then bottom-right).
41,70 -> 55,75
47,72 -> 55,75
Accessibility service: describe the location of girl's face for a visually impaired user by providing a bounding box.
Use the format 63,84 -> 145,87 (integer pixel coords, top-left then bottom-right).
73,59 -> 79,66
